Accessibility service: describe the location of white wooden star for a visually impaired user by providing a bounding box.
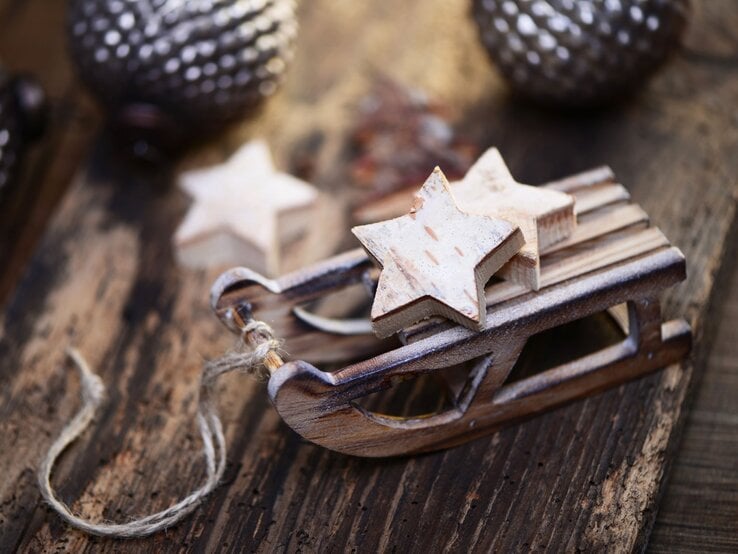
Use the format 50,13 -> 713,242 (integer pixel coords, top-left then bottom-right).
353,167 -> 524,338
174,140 -> 318,275
452,148 -> 576,290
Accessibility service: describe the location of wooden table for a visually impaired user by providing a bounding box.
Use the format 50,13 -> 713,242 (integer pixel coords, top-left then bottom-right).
1,1 -> 736,551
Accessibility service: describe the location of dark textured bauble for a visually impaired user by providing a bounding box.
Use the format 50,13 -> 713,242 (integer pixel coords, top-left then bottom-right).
67,0 -> 297,157
473,0 -> 690,106
0,69 -> 47,198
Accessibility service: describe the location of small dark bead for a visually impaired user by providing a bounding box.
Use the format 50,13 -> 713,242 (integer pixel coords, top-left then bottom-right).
0,69 -> 47,198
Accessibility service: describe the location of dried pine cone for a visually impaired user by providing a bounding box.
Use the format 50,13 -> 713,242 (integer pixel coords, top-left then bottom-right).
473,0 -> 690,106
351,76 -> 478,201
67,0 -> 298,157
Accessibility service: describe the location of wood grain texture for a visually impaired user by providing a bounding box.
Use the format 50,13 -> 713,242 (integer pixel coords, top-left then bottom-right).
0,1 -> 736,552
649,255 -> 738,553
353,167 -> 524,337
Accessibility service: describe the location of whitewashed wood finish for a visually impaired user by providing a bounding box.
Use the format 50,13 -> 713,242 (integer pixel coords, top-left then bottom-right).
174,140 -> 323,276
452,148 -> 576,290
352,168 -> 524,337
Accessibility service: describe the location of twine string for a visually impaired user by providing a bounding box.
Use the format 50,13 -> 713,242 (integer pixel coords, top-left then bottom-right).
38,319 -> 282,538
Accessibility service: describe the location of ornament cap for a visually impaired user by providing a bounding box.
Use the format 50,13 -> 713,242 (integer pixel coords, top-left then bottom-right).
11,75 -> 48,141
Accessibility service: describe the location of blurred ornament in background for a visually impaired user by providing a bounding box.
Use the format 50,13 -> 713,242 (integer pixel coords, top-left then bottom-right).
67,0 -> 298,160
472,0 -> 690,106
351,76 -> 478,222
0,67 -> 47,199
174,140 -> 343,275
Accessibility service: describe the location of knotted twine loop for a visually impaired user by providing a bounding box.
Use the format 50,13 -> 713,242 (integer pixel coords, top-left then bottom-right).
38,317 -> 283,538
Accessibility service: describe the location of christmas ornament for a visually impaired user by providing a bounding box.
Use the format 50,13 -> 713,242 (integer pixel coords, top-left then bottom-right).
42,150 -> 691,537
353,167 -> 524,337
174,140 -> 341,276
0,68 -> 46,197
351,77 -> 478,224
472,0 -> 690,106
67,0 -> 298,158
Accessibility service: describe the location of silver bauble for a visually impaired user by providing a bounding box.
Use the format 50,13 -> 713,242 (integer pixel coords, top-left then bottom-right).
67,0 -> 297,156
472,0 -> 690,106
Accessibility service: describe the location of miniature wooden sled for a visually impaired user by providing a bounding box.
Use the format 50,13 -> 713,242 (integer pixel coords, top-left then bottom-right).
211,166 -> 691,457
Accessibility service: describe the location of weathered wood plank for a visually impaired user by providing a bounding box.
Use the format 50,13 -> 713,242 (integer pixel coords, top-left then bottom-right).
649,254 -> 738,553
0,1 -> 736,552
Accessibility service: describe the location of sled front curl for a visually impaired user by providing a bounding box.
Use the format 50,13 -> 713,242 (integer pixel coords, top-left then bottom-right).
211,167 -> 691,457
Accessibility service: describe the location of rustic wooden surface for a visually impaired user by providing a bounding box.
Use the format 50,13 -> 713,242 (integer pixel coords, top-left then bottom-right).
0,1 -> 737,552
648,247 -> 738,553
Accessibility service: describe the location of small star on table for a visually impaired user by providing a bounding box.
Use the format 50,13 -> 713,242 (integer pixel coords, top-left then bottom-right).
353,167 -> 524,338
452,148 -> 576,290
174,140 -> 318,275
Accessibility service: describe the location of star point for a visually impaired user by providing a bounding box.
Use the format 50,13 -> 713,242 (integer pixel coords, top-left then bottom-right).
174,140 -> 319,275
452,148 -> 576,289
353,167 -> 524,338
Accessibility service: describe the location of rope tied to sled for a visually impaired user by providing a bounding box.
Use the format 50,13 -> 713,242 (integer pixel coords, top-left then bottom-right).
38,313 -> 282,538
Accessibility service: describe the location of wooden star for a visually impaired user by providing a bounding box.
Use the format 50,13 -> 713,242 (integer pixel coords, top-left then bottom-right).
174,140 -> 318,275
352,167 -> 524,338
452,148 -> 576,290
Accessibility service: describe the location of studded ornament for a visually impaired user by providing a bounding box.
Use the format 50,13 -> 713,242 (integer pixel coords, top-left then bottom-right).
67,0 -> 298,158
472,0 -> 690,106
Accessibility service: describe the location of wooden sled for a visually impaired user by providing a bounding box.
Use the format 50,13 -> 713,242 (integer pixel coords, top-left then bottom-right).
211,166 -> 691,457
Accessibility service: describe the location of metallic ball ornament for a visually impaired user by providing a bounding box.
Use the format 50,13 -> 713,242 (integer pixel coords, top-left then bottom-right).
472,0 -> 690,106
0,69 -> 46,198
67,0 -> 298,157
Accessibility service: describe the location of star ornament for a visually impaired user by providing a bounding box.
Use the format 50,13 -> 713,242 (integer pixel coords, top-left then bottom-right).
174,140 -> 318,275
352,167 -> 524,338
452,148 -> 576,290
